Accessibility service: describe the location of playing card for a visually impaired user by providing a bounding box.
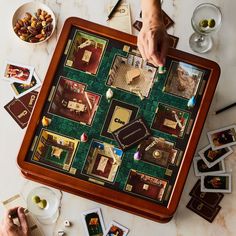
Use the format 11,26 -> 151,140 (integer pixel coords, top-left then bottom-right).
2,61 -> 34,84
207,125 -> 236,150
198,144 -> 232,168
193,156 -> 226,176
19,91 -> 38,112
104,221 -> 129,236
11,72 -> 41,99
1,194 -> 44,236
190,180 -> 224,208
168,34 -> 179,48
81,208 -> 105,236
201,174 -> 232,193
186,197 -> 221,223
108,3 -> 132,34
4,98 -> 31,129
133,20 -> 143,31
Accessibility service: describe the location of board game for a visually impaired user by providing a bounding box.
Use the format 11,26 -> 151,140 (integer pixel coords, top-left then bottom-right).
17,17 -> 220,223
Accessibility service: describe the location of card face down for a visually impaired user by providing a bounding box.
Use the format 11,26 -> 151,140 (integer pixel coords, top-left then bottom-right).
112,117 -> 151,150
187,197 -> 221,223
190,180 -> 224,208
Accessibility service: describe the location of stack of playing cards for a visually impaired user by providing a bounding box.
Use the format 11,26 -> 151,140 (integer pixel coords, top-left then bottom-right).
81,208 -> 129,236
1,61 -> 41,129
187,125 -> 236,222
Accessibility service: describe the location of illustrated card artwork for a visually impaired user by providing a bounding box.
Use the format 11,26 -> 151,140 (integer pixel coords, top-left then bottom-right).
186,197 -> 221,223
31,129 -> 79,172
201,174 -> 232,193
2,61 -> 34,84
11,72 -> 41,98
125,170 -> 168,202
81,208 -> 105,236
198,144 -> 233,168
101,99 -> 139,139
207,125 -> 236,150
4,98 -> 31,129
83,140 -> 123,183
193,156 -> 225,176
189,180 -> 224,208
104,221 -> 129,236
113,118 -> 151,151
65,30 -> 107,75
151,103 -> 190,138
48,77 -> 100,126
138,136 -> 178,167
164,61 -> 203,99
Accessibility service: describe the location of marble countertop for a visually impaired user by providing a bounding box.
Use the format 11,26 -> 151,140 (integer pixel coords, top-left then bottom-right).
0,0 -> 236,235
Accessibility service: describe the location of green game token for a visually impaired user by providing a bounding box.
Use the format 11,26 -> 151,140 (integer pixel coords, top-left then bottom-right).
199,19 -> 208,28
32,195 -> 40,204
38,199 -> 47,209
208,19 -> 216,28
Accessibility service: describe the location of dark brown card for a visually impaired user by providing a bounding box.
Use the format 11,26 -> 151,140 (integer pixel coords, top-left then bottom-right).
186,197 -> 221,223
112,117 -> 151,150
133,20 -> 143,31
4,98 -> 31,129
190,180 -> 224,208
19,91 -> 38,112
168,34 -> 179,48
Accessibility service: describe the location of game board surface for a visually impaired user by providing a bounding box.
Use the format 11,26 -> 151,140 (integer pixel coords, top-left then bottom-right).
17,18 -> 220,222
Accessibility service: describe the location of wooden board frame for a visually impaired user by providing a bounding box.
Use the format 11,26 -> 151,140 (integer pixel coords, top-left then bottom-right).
17,17 -> 220,223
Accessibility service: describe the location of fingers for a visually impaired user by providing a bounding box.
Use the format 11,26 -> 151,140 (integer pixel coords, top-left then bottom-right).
18,207 -> 28,234
5,207 -> 19,225
148,33 -> 162,67
137,33 -> 147,61
159,37 -> 169,66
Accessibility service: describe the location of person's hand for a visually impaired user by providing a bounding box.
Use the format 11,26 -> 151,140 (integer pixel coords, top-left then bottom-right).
0,207 -> 29,236
138,20 -> 169,67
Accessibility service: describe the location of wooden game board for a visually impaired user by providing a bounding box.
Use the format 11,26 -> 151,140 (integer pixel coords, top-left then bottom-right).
17,17 -> 220,223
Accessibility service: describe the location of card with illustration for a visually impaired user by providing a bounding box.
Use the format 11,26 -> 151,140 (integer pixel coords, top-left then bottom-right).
201,174 -> 232,193
207,125 -> 236,150
10,72 -> 41,98
104,221 -> 129,236
81,208 -> 105,236
193,156 -> 225,176
198,144 -> 233,168
2,61 -> 34,84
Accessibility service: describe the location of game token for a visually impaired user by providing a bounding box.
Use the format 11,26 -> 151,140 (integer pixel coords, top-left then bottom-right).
64,219 -> 71,227
158,66 -> 166,74
80,132 -> 88,142
106,88 -> 113,100
42,116 -> 51,127
134,151 -> 141,161
187,96 -> 196,108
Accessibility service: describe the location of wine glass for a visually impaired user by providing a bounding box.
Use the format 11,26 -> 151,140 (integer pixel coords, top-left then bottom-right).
27,186 -> 60,224
189,3 -> 222,53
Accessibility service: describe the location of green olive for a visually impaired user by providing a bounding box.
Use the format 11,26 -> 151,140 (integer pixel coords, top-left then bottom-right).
199,19 -> 208,28
208,19 -> 216,28
38,199 -> 47,209
32,195 -> 40,204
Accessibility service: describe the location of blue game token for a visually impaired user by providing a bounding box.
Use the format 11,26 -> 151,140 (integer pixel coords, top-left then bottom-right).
187,96 -> 196,108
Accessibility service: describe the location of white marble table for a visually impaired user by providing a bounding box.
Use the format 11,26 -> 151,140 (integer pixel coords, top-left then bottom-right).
0,0 -> 236,235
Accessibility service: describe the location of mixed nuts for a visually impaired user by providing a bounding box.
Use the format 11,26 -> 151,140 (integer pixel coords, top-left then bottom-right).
13,9 -> 54,43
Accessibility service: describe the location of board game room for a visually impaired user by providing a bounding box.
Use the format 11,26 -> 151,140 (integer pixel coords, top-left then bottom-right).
0,0 -> 235,236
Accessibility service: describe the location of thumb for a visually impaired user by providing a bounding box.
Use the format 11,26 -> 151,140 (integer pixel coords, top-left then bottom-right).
17,207 -> 29,234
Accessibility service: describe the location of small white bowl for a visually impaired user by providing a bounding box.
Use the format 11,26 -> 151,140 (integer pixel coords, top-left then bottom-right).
12,1 -> 56,44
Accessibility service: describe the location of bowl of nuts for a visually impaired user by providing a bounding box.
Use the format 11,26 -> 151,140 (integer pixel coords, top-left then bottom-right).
12,2 -> 56,44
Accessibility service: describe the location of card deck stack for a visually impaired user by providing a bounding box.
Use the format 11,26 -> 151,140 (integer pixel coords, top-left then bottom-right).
1,61 -> 41,129
187,180 -> 223,223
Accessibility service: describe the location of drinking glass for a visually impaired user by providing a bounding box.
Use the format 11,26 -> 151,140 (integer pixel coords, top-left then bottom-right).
27,186 -> 60,224
189,3 -> 222,53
